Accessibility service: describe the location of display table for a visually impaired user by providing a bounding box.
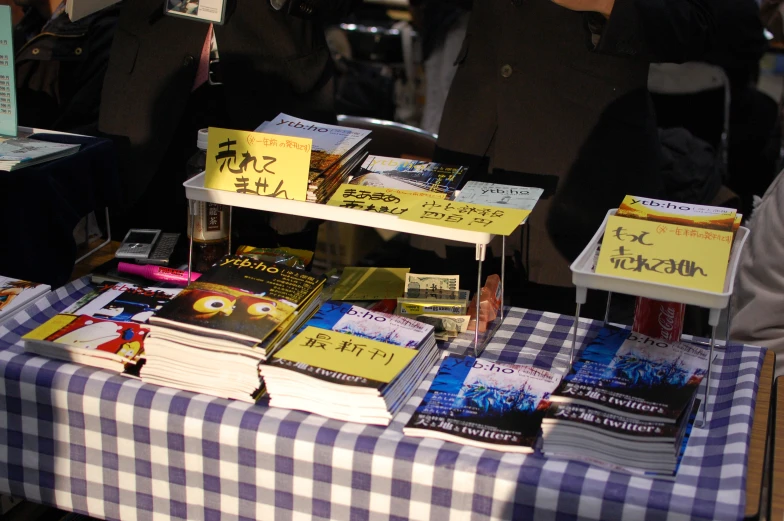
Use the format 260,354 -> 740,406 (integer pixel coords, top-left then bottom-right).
0,278 -> 770,521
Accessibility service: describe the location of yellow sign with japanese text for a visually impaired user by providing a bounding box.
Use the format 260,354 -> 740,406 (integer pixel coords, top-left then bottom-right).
204,127 -> 311,201
326,184 -> 529,236
273,327 -> 417,383
595,215 -> 733,292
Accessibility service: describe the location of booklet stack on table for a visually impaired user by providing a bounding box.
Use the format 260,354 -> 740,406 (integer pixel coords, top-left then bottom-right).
541,326 -> 708,479
144,255 -> 326,402
260,301 -> 438,425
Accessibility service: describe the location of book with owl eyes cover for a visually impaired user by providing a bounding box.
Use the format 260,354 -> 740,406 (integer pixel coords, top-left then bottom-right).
148,255 -> 326,350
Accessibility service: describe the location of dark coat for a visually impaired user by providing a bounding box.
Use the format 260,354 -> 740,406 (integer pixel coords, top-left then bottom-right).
14,4 -> 120,134
98,0 -> 356,208
436,0 -> 716,287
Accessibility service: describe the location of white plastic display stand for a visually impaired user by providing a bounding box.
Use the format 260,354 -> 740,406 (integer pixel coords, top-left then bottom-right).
183,172 -> 510,356
569,209 -> 750,426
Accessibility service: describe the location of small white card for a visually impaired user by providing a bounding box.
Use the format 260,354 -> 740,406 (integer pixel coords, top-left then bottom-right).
164,0 -> 226,24
454,181 -> 544,211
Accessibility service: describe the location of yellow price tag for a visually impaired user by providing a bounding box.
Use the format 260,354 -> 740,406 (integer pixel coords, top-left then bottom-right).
204,127 -> 311,201
595,215 -> 733,292
326,184 -> 529,236
274,326 -> 417,383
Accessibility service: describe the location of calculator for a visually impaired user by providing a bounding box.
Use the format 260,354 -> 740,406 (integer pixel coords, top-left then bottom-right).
138,233 -> 181,266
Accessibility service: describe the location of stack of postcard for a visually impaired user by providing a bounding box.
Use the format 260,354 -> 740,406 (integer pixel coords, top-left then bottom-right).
22,283 -> 181,374
255,114 -> 371,203
541,326 -> 708,479
143,255 -> 325,402
259,301 -> 438,425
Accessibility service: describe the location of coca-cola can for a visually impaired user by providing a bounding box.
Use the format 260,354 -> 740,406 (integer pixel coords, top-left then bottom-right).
632,297 -> 685,342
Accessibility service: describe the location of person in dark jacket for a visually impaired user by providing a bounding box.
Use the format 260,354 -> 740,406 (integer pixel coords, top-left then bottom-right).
13,0 -> 119,134
99,0 -> 358,241
433,0 -> 716,315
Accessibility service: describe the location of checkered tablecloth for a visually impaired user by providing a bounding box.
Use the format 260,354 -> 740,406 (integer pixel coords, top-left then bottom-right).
0,278 -> 765,521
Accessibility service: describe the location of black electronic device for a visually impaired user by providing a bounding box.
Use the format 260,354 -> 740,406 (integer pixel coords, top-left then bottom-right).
115,229 -> 161,260
138,233 -> 181,266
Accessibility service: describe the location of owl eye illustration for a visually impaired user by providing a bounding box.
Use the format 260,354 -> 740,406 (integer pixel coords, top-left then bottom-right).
247,301 -> 276,316
193,296 -> 234,315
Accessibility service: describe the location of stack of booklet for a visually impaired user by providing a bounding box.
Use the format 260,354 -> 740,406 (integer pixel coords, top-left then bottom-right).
259,300 -> 438,425
0,276 -> 50,327
541,326 -> 708,479
255,113 -> 371,203
0,137 -> 80,171
403,354 -> 562,453
23,283 -> 181,374
144,255 -> 326,402
349,155 -> 468,198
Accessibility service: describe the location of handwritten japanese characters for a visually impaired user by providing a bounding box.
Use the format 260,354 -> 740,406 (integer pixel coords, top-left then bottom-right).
204,127 -> 311,201
326,184 -> 530,236
0,7 -> 16,136
274,327 -> 416,383
595,215 -> 733,292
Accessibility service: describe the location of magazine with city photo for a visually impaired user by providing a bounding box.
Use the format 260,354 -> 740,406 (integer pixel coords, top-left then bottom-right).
549,326 -> 709,423
256,114 -> 372,173
403,354 -> 562,453
63,283 -> 182,324
349,155 -> 467,197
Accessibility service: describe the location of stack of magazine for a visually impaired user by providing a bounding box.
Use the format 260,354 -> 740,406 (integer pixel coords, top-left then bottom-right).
403,354 -> 562,453
144,255 -> 326,402
22,283 -> 181,374
0,137 -> 80,171
0,276 -> 51,327
259,300 -> 438,425
541,326 -> 708,479
349,155 -> 468,198
255,113 -> 371,203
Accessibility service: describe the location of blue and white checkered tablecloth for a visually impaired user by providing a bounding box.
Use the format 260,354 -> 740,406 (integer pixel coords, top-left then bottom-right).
0,278 -> 765,521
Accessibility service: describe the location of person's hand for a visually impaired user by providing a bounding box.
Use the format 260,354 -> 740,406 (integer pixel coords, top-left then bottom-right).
550,0 -> 614,17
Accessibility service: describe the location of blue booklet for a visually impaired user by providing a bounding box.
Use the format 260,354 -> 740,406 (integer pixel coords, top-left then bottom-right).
550,326 -> 709,423
403,354 -> 562,453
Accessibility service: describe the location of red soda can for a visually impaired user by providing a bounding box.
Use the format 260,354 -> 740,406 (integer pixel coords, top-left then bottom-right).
632,297 -> 685,342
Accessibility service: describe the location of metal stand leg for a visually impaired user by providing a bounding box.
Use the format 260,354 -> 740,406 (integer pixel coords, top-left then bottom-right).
603,291 -> 612,327
500,236 -> 506,322
228,205 -> 233,255
724,298 -> 732,348
473,243 -> 485,357
188,200 -> 196,285
699,324 -> 717,428
571,302 -> 582,370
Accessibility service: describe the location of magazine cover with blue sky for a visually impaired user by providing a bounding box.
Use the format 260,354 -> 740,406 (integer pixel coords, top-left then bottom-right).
256,114 -> 371,173
403,354 -> 561,452
551,326 -> 709,422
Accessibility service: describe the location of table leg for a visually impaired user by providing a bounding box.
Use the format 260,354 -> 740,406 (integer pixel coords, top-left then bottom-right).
228,205 -> 233,255
724,298 -> 732,348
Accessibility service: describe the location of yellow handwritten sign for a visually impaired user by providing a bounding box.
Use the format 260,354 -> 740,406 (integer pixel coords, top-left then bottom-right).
205,127 -> 311,201
273,326 -> 417,383
595,215 -> 733,292
326,184 -> 529,236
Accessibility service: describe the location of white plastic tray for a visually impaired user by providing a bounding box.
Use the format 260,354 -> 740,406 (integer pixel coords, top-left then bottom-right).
184,173 -> 496,246
570,209 -> 749,310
